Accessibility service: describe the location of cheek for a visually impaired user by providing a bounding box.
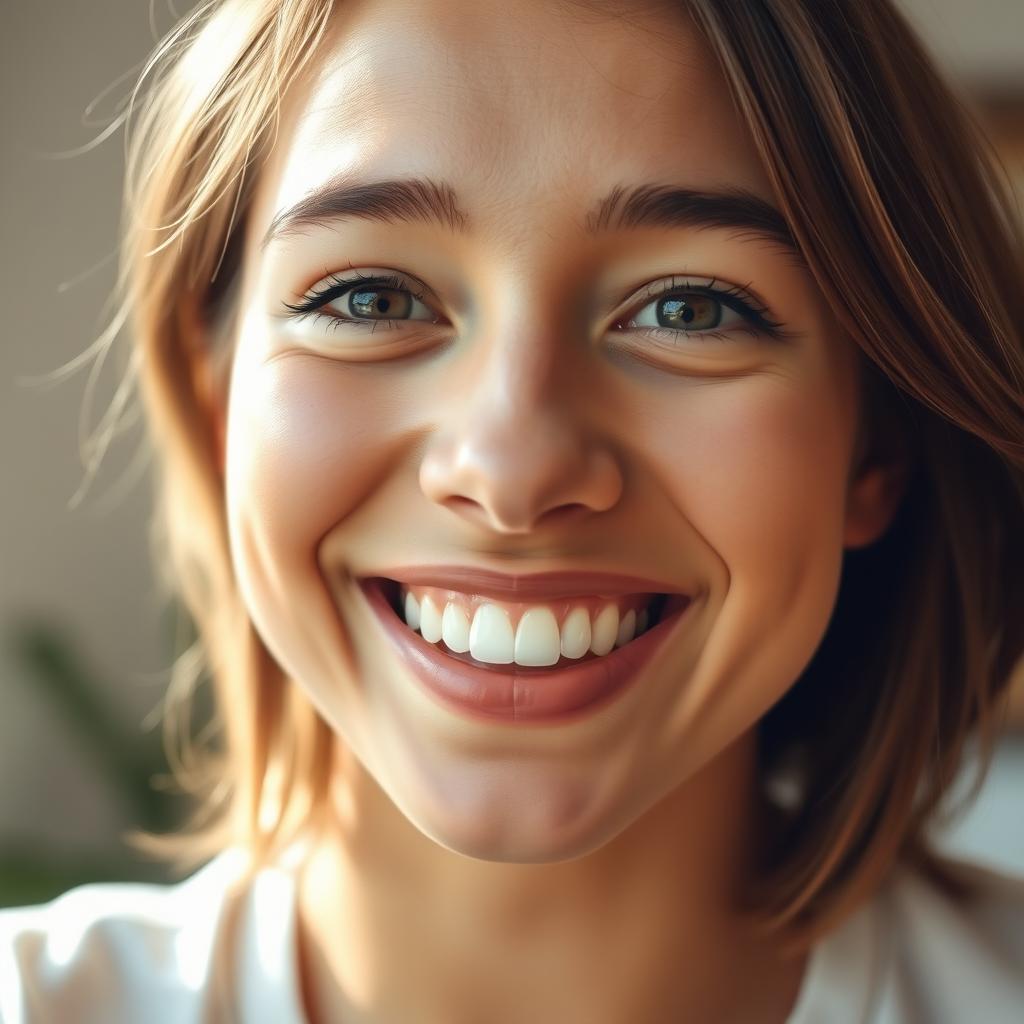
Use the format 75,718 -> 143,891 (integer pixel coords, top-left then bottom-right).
226,353 -> 398,560
223,349 -> 414,676
677,379 -> 853,590
646,370 -> 856,689
637,372 -> 858,745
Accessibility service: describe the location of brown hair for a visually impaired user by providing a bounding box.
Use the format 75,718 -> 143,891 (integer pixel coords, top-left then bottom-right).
684,0 -> 1024,949
78,0 -> 1022,954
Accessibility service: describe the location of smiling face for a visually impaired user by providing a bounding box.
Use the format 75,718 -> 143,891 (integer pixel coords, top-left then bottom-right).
214,0 -> 897,863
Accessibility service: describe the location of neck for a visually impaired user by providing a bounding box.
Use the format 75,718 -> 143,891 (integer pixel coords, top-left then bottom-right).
295,729 -> 806,1024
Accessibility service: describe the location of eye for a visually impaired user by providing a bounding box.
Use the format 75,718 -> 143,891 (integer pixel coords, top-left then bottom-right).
631,291 -> 737,332
617,277 -> 787,344
282,269 -> 439,333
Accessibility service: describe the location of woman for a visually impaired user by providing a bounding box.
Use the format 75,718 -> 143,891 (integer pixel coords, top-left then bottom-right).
2,0 -> 1023,1020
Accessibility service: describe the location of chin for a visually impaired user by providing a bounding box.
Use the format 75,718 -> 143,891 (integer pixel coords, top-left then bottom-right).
391,770 -> 643,865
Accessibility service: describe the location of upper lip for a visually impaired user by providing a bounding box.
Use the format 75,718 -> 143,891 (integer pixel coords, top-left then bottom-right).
361,565 -> 690,602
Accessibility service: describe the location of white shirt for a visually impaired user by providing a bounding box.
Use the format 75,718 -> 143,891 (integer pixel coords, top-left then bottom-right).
1,847 -> 1022,1023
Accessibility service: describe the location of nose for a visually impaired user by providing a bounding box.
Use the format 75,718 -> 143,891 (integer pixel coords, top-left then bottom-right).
419,325 -> 624,535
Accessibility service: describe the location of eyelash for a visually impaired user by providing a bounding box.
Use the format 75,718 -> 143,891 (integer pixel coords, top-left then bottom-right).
281,266 -> 789,343
620,275 -> 787,343
282,268 -> 435,336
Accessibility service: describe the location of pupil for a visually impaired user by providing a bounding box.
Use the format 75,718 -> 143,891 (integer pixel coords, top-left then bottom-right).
351,287 -> 406,318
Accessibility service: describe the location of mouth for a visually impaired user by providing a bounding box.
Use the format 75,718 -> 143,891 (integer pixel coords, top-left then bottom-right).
357,575 -> 693,724
372,577 -> 681,668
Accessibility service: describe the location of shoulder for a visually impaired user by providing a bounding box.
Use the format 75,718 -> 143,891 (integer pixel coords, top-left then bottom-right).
789,855 -> 1024,1024
887,854 -> 1024,947
872,855 -> 1024,1022
0,849 -> 254,1024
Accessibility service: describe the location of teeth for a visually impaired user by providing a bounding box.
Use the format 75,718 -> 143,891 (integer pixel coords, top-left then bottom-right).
397,588 -> 658,667
514,607 -> 561,667
560,606 -> 591,660
590,604 -> 619,656
469,603 -> 515,664
615,608 -> 636,648
419,595 -> 443,643
404,590 -> 421,631
441,602 -> 471,653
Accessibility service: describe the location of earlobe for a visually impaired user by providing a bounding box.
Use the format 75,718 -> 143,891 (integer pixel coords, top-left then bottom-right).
842,459 -> 909,549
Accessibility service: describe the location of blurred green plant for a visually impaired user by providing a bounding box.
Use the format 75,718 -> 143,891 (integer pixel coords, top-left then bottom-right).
0,607 -> 213,908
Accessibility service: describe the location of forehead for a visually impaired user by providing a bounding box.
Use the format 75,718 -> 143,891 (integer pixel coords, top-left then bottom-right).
252,0 -> 774,248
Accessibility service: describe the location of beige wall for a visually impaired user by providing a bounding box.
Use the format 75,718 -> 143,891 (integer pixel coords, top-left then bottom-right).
899,0 -> 1024,89
1,4 -> 174,853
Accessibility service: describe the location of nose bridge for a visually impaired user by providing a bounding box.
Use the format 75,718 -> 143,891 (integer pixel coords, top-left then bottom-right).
478,295 -> 569,420
419,294 -> 623,535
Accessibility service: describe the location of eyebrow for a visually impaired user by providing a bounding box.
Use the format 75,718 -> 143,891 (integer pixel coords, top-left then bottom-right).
260,175 -> 801,260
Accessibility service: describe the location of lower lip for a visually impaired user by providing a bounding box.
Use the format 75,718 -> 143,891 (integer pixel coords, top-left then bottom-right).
360,578 -> 692,725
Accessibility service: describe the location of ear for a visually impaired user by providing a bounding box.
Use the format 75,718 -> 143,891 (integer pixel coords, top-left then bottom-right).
842,363 -> 917,549
842,457 -> 909,548
842,390 -> 915,547
180,293 -> 229,478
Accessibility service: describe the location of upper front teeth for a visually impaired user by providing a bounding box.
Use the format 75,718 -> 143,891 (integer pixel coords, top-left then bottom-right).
401,587 -> 651,667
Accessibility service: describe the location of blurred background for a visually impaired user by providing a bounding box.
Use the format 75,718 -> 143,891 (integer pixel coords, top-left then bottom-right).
1,0 -> 1023,908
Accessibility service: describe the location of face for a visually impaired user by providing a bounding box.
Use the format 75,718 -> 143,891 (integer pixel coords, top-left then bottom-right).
217,0 -> 895,862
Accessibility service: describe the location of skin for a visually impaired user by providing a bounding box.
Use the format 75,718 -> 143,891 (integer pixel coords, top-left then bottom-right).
196,0 -> 907,1020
